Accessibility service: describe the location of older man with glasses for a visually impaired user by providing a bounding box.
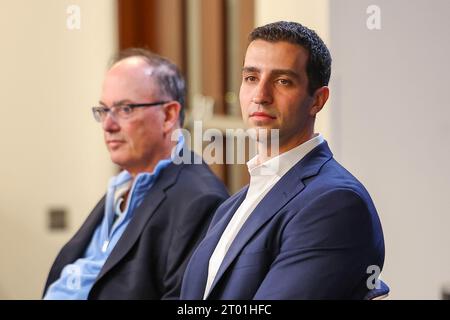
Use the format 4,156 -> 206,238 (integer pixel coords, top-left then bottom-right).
43,48 -> 229,300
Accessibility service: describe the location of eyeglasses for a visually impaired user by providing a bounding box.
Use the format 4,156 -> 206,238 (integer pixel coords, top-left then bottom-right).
92,101 -> 170,122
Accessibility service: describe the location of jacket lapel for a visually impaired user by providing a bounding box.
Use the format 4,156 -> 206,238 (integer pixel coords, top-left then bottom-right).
206,142 -> 333,298
181,188 -> 248,299
44,197 -> 105,291
66,197 -> 106,259
95,161 -> 184,282
208,187 -> 248,233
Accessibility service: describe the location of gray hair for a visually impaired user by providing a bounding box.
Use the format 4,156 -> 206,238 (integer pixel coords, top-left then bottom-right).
112,48 -> 186,126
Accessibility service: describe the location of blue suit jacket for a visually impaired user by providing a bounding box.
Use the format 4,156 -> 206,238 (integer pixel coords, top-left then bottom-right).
181,142 -> 385,299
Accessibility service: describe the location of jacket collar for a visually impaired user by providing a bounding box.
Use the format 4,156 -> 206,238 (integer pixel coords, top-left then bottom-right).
94,160 -> 184,283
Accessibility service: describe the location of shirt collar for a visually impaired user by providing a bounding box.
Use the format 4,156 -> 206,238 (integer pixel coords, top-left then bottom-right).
247,133 -> 324,178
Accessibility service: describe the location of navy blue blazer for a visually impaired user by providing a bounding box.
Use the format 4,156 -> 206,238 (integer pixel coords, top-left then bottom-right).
181,142 -> 385,299
43,152 -> 229,299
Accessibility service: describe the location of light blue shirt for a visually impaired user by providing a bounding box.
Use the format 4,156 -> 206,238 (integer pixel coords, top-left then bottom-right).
44,137 -> 184,300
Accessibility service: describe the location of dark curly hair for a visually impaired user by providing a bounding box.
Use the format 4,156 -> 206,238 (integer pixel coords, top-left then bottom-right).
249,21 -> 332,96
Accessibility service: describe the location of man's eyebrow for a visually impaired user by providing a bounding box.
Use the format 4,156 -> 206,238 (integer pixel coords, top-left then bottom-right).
242,67 -> 300,79
98,99 -> 133,107
242,66 -> 260,73
271,69 -> 300,79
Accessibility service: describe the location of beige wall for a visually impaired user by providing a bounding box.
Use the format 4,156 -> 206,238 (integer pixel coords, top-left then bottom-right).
0,0 -> 117,299
329,0 -> 450,299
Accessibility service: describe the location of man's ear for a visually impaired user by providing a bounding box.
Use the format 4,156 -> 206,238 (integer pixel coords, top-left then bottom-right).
309,86 -> 329,116
162,101 -> 181,133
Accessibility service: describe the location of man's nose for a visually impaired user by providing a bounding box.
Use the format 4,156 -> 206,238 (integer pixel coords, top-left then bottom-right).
252,80 -> 273,106
102,112 -> 120,132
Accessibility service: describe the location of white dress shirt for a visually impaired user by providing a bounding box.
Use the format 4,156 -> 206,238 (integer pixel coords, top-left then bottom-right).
203,133 -> 324,298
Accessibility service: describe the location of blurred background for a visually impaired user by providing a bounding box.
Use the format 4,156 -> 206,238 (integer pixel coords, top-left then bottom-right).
0,0 -> 449,299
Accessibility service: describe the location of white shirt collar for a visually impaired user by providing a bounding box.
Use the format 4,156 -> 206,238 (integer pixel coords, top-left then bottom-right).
247,133 -> 324,178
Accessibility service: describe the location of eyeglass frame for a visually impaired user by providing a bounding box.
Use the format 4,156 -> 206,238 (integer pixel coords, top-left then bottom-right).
92,101 -> 172,122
